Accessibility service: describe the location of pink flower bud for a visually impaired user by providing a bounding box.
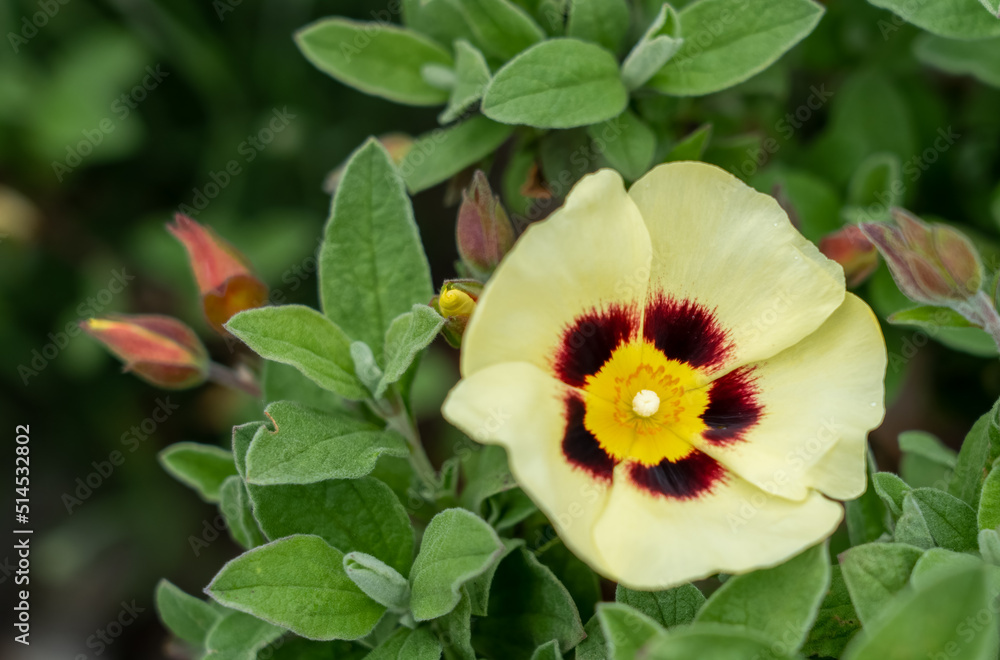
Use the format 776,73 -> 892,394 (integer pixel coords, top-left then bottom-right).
81,314 -> 209,389
860,208 -> 983,305
819,225 -> 879,288
456,171 -> 515,279
167,214 -> 269,334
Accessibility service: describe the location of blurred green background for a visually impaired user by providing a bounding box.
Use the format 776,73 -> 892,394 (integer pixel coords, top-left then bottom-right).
1,0 -> 998,657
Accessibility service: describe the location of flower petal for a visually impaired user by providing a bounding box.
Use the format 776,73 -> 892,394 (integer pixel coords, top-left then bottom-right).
691,293 -> 886,501
629,162 -> 845,369
592,464 -> 843,589
461,170 -> 652,381
442,361 -> 612,570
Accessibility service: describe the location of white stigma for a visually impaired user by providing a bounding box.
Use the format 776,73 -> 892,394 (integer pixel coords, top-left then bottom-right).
632,390 -> 660,417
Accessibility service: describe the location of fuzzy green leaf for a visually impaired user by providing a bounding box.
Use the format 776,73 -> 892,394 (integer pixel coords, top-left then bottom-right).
587,110 -> 655,181
637,622 -> 798,659
440,40 -> 492,124
872,471 -> 911,518
482,38 -> 628,129
839,542 -> 924,627
203,609 -> 284,660
538,541 -> 601,620
296,18 -> 453,106
245,402 -> 407,485
156,579 -> 223,645
915,34 -> 1000,89
894,494 -> 935,549
908,487 -> 979,552
343,551 -> 410,611
440,589 -> 477,660
409,508 -> 504,621
158,442 -> 237,503
320,139 -> 433,357
566,0 -> 630,53
227,305 -> 367,400
400,115 -> 514,193
980,528 -> 1000,565
898,431 -> 956,489
649,0 -> 824,96
615,583 -> 704,629
465,538 -> 524,616
801,566 -> 861,659
664,123 -> 712,162
262,361 -> 345,413
376,305 -> 444,398
621,3 -> 684,90
208,535 -> 385,641
696,542 -> 829,652
250,476 -> 414,575
365,627 -> 442,660
868,0 -> 1000,40
979,460 -> 1000,529
219,476 -> 265,550
598,602 -> 666,656
460,0 -> 547,60
888,306 -> 976,330
950,403 -> 1000,507
529,639 -> 562,660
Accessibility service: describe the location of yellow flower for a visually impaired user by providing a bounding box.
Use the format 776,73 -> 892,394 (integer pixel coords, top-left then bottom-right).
442,163 -> 887,589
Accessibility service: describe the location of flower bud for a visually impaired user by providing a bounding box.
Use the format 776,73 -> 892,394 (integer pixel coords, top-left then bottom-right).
431,280 -> 484,347
456,171 -> 515,279
81,314 -> 209,389
860,208 -> 984,306
819,225 -> 879,288
167,214 -> 269,334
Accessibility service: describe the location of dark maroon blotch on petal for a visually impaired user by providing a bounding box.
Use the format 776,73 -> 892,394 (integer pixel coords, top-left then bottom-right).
562,395 -> 616,482
643,294 -> 732,370
629,450 -> 725,500
701,366 -> 762,445
554,303 -> 638,388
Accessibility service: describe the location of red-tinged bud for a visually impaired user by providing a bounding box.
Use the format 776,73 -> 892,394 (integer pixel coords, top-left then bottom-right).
431,279 -> 484,347
860,208 -> 984,306
81,314 -> 209,389
456,171 -> 515,280
819,225 -> 879,288
167,214 -> 268,334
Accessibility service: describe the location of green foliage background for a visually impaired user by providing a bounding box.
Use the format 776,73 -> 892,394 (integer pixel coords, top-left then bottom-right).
2,0 -> 1000,658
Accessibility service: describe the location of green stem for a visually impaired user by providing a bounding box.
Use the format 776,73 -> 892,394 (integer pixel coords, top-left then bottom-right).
381,388 -> 437,494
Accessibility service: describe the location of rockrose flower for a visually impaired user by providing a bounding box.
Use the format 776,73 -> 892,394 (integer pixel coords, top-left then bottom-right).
442,163 -> 887,589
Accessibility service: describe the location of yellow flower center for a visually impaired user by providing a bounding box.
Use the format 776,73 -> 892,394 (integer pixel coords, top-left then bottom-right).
582,340 -> 710,466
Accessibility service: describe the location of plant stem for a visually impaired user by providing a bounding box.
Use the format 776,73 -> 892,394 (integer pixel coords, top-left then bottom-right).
380,388 -> 438,494
208,362 -> 262,398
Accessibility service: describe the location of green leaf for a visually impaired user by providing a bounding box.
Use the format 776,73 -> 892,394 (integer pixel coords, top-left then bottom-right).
295,18 -> 453,106
320,139 -> 434,356
364,627 -> 442,660
409,508 -> 504,621
270,637 -> 367,660
486,488 -> 537,531
597,602 -> 666,657
888,306 -> 975,330
842,153 -> 902,224
245,402 -> 407,486
481,38 -> 628,129
402,114 -> 515,193
343,551 -> 410,611
465,538 -> 524,616
440,589 -> 477,660
915,34 -> 1000,89
262,360 -> 345,413
637,622 -> 798,659
538,541 -> 601,620
566,0 -> 630,53
800,566 -> 861,659
979,460 -> 1000,529
529,639 -> 562,660
250,476 -> 415,575
872,471 -> 911,519
575,616 -> 609,660
203,609 -> 284,660
587,110 -> 655,182
208,535 -> 385,641
950,402 -> 1000,508
621,3 -> 684,91
615,583 -> 704,629
648,0 -> 824,96
459,445 -> 516,516
350,341 -> 383,394
227,305 -> 367,400
232,422 -> 264,482
842,565 -> 999,660
664,123 -> 712,163
376,305 -> 444,398
908,487 -> 979,552
894,493 -> 935,549
440,40 -> 492,124
219,476 -> 265,550
460,0 -> 547,61
472,546 -> 585,656
845,452 -> 890,546
980,528 -> 1000,565
156,579 -> 222,645
898,431 -> 957,489
868,0 -> 1000,40
696,542 -> 830,652
839,542 -> 924,626
158,442 -> 236,503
